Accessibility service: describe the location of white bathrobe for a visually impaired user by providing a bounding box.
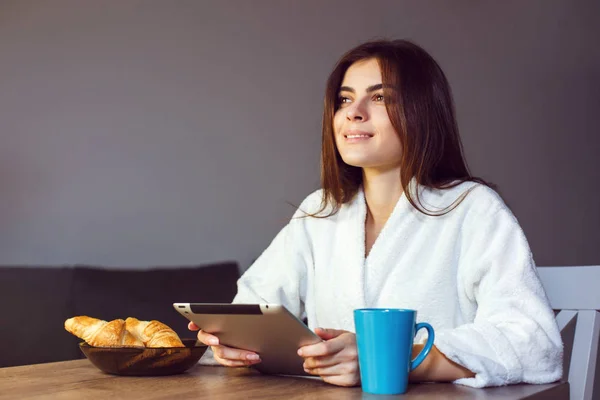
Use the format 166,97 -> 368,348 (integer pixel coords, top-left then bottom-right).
231,181 -> 563,388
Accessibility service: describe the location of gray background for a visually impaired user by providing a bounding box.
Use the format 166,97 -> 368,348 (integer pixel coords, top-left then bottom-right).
0,0 -> 598,270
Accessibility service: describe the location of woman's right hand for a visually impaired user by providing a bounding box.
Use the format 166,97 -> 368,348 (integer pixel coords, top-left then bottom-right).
188,322 -> 261,367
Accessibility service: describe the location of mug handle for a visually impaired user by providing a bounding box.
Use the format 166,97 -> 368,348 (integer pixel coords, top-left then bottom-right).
410,322 -> 435,371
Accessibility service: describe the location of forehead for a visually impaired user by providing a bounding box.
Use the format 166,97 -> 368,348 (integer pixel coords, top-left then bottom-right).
341,58 -> 382,87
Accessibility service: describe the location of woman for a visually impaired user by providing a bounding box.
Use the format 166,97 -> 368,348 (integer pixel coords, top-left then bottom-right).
189,39 -> 563,388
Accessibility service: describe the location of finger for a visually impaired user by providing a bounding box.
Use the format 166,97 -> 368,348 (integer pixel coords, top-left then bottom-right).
212,351 -> 261,368
210,346 -> 240,367
304,361 -> 358,378
303,342 -> 358,369
315,327 -> 346,340
298,337 -> 346,357
322,374 -> 360,387
211,345 -> 261,363
188,322 -> 199,331
303,354 -> 343,369
196,330 -> 219,346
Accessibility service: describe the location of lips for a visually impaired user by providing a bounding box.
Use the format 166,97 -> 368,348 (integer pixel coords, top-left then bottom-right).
343,130 -> 374,142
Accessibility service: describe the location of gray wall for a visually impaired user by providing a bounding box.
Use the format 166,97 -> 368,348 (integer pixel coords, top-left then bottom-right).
0,0 -> 598,269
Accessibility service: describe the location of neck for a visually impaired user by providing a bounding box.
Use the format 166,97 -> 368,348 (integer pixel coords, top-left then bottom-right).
362,167 -> 404,226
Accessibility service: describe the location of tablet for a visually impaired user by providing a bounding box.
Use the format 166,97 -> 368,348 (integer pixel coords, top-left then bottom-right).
173,303 -> 322,376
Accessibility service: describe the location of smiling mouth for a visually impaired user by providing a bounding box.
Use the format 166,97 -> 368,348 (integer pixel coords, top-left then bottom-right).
344,133 -> 374,139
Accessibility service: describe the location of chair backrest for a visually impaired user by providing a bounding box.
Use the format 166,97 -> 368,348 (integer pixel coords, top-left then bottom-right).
537,266 -> 600,400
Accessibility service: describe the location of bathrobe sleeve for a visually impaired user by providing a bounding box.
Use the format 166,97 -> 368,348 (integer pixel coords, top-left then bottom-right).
433,194 -> 563,388
231,195 -> 318,320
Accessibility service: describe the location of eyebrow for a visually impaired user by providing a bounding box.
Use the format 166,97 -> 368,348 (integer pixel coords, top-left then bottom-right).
338,83 -> 392,93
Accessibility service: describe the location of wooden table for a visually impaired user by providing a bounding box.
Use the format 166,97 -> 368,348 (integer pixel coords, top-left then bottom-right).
0,360 -> 569,399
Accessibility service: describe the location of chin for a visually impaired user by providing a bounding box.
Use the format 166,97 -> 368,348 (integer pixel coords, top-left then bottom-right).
340,154 -> 402,171
340,156 -> 374,168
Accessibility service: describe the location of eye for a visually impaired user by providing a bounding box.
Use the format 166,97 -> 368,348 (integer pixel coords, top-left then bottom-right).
373,93 -> 385,102
337,96 -> 352,107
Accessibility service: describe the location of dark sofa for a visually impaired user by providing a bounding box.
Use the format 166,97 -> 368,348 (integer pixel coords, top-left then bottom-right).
0,262 -> 240,368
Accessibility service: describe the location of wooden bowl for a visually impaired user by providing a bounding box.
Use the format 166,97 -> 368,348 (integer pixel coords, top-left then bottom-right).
79,339 -> 208,376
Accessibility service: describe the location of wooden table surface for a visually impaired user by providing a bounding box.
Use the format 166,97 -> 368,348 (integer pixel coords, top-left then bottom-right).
0,359 -> 568,399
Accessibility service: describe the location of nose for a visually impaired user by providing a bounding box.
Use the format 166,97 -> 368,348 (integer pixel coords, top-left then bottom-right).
346,100 -> 367,122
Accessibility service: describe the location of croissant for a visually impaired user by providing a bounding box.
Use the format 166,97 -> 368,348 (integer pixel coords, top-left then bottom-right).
65,316 -> 185,348
64,316 -> 144,348
125,317 -> 184,348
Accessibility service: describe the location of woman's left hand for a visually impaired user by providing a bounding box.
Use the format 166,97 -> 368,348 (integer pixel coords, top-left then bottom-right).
297,328 -> 360,387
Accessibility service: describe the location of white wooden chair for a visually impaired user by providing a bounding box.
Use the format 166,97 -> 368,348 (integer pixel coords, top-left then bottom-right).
537,266 -> 600,400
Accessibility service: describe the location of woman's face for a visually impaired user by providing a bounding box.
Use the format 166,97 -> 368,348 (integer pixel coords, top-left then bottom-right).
333,58 -> 402,171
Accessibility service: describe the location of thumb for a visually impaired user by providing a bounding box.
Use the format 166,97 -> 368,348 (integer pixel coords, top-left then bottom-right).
315,327 -> 346,340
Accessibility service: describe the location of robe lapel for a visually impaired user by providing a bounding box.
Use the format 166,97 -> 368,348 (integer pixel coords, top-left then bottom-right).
362,179 -> 418,306
329,189 -> 367,331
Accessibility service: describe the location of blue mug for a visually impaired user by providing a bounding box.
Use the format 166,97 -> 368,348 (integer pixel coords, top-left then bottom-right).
354,308 -> 435,395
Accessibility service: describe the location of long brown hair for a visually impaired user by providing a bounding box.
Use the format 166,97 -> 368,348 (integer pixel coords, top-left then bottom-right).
315,39 -> 493,217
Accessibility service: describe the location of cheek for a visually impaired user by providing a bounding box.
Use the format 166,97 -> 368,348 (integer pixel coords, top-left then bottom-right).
333,112 -> 344,134
374,112 -> 402,152
373,108 -> 394,130
374,111 -> 396,137
333,112 -> 345,146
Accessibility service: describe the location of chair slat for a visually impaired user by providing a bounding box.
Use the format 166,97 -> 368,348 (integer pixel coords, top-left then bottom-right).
537,266 -> 600,310
568,311 -> 600,400
556,310 -> 577,331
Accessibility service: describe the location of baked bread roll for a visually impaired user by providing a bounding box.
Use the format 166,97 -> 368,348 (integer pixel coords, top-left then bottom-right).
64,316 -> 144,348
64,316 -> 185,348
125,317 -> 185,348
